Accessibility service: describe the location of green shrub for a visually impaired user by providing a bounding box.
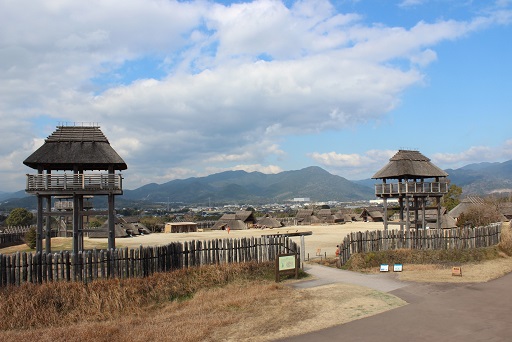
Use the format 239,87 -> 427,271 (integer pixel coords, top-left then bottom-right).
24,227 -> 36,249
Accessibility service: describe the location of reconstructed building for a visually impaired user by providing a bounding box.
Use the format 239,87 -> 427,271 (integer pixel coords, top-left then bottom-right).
373,150 -> 449,233
23,124 -> 127,254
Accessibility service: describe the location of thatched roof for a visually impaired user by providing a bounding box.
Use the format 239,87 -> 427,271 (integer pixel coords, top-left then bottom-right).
296,209 -> 314,219
448,196 -> 484,219
426,214 -> 457,229
372,150 -> 447,180
88,218 -> 130,238
257,215 -> 283,228
217,211 -> 256,223
24,125 -> 127,171
234,211 -> 256,222
88,217 -> 149,238
211,219 -> 248,230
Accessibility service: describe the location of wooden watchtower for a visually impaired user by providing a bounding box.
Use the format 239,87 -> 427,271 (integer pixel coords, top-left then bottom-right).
372,150 -> 449,233
23,124 -> 127,254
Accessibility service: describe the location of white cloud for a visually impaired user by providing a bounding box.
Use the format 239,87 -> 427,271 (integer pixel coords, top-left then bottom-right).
308,150 -> 396,179
432,143 -> 512,167
1,0 -> 510,191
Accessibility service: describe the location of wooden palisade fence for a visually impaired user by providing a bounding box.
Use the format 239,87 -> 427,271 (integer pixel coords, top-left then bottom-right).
338,223 -> 502,266
0,236 -> 299,287
0,225 -> 34,247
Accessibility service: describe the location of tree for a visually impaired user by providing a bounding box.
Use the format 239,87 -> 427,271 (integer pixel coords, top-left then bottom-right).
140,216 -> 165,233
456,202 -> 502,228
6,208 -> 34,226
24,227 -> 36,249
443,184 -> 463,211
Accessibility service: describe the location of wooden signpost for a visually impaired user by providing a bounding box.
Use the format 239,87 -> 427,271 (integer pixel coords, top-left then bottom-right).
275,253 -> 299,282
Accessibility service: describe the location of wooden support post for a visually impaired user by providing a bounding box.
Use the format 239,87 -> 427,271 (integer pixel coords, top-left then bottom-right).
300,235 -> 305,270
422,197 -> 426,230
414,197 -> 419,230
399,196 -> 404,233
437,196 -> 442,230
36,195 -> 43,254
78,195 -> 84,252
45,195 -> 52,253
405,197 -> 410,233
108,193 -> 115,250
383,197 -> 388,231
73,195 -> 80,255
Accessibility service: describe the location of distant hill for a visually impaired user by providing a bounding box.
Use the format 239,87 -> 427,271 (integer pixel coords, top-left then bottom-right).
445,160 -> 512,195
122,166 -> 375,204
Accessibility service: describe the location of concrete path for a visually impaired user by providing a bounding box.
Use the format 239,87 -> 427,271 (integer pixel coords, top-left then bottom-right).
280,264 -> 512,341
292,263 -> 409,292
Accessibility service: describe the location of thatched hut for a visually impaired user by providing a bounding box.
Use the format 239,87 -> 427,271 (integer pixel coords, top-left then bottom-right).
211,211 -> 256,230
257,215 -> 283,228
316,209 -> 336,224
295,209 -> 318,225
360,208 -> 384,222
448,196 -> 484,220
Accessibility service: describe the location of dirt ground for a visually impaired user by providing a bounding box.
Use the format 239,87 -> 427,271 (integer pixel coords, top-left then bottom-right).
94,221 -> 385,259
0,221 -> 382,257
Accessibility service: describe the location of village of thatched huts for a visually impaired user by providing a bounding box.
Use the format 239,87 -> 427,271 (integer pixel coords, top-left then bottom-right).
211,211 -> 256,230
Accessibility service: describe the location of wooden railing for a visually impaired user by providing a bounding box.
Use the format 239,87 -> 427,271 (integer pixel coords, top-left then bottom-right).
0,236 -> 299,286
26,173 -> 122,192
375,181 -> 449,196
338,223 -> 502,266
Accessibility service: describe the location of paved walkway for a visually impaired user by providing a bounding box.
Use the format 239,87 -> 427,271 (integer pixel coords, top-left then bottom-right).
292,263 -> 409,292
279,264 -> 512,341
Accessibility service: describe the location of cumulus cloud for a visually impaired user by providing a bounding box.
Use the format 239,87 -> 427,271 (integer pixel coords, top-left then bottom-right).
432,143 -> 512,167
308,150 -> 396,179
1,0 -> 510,191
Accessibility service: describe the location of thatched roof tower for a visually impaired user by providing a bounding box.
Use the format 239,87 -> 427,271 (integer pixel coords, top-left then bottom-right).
24,124 -> 127,254
372,150 -> 449,238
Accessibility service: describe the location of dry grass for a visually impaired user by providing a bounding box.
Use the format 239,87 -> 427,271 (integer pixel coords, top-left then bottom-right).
2,222 -> 511,340
0,278 -> 405,342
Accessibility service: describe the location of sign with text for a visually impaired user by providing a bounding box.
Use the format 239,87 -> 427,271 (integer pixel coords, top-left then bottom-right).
275,253 -> 298,282
393,264 -> 403,272
452,266 -> 462,277
279,255 -> 296,271
380,264 -> 389,272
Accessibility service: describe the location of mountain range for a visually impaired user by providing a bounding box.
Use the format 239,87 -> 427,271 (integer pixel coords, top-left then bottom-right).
122,166 -> 374,204
1,160 -> 511,209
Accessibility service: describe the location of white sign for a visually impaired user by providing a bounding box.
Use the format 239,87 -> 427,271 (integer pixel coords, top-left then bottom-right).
393,264 -> 403,272
380,264 -> 389,272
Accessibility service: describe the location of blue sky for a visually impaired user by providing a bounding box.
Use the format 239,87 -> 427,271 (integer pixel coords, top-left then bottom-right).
1,0 -> 511,192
